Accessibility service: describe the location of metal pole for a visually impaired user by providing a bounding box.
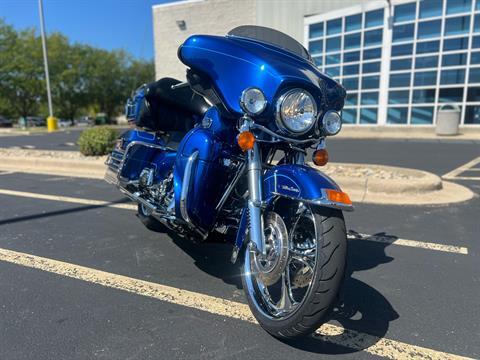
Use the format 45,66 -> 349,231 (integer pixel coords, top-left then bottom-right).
38,0 -> 53,118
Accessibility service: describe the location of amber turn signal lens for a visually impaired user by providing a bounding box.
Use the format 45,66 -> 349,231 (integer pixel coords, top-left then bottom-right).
237,131 -> 255,151
326,189 -> 352,205
312,149 -> 329,166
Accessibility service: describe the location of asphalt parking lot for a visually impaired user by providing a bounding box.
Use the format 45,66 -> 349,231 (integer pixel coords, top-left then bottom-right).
0,135 -> 479,359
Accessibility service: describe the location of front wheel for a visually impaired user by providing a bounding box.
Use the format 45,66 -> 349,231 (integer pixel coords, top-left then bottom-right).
241,200 -> 347,338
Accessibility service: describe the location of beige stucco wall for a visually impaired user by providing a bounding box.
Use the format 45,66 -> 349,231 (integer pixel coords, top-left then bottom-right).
152,0 -> 256,80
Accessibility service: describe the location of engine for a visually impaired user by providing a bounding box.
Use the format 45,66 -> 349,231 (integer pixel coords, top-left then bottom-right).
138,168 -> 174,213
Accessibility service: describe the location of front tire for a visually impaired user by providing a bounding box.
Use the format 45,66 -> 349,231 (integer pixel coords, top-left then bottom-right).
242,202 -> 347,338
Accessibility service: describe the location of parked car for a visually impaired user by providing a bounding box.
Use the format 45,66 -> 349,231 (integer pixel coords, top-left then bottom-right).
0,116 -> 13,128
26,116 -> 46,127
58,119 -> 73,127
75,116 -> 93,127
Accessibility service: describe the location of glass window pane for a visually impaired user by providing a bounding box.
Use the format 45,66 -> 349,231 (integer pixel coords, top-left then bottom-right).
477,0 -> 480,10
309,40 -> 323,55
444,16 -> 471,36
446,0 -> 472,14
439,88 -> 464,102
327,18 -> 342,35
342,108 -> 357,124
420,0 -> 443,19
393,24 -> 414,42
417,20 -> 442,39
325,66 -> 340,77
413,88 -> 436,103
326,36 -> 341,52
390,73 -> 411,87
391,58 -> 412,71
326,53 -> 341,65
392,43 -> 413,56
361,91 -> 379,105
471,52 -> 480,64
364,29 -> 383,46
362,75 -> 380,89
313,56 -> 322,67
475,14 -> 480,32
411,107 -> 434,124
389,90 -> 410,104
344,50 -> 360,62
343,64 -> 359,76
442,53 -> 467,66
345,14 -> 362,32
414,71 -> 438,86
387,107 -> 408,124
473,36 -> 480,48
415,55 -> 438,69
394,3 -> 416,23
343,77 -> 359,90
365,9 -> 384,28
416,40 -> 440,54
441,69 -> 465,84
363,47 -> 382,60
469,68 -> 480,82
443,37 -> 469,51
360,108 -> 378,124
309,23 -> 323,38
465,105 -> 480,123
468,87 -> 480,102
345,92 -> 358,105
344,33 -> 361,49
363,61 -> 381,73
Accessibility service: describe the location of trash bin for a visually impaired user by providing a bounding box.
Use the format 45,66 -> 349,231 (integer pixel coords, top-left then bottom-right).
436,104 -> 460,136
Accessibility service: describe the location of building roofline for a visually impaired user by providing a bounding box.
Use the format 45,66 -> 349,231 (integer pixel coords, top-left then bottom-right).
152,0 -> 204,10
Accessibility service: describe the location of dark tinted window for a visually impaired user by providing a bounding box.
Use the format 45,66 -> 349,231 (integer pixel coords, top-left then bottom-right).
345,14 -> 362,32
391,58 -> 412,71
390,73 -> 411,87
394,3 -> 416,23
411,107 -> 434,124
327,18 -> 342,35
393,24 -> 414,42
467,87 -> 480,101
365,9 -> 384,28
443,37 -> 469,51
420,0 -> 442,18
364,29 -> 383,46
309,23 -> 323,38
326,36 -> 341,52
363,47 -> 382,60
362,75 -> 380,89
442,53 -> 467,66
414,71 -> 437,86
343,64 -> 359,75
342,108 -> 357,124
387,107 -> 408,124
415,56 -> 438,69
417,20 -> 441,39
344,50 -> 360,62
361,91 -> 379,105
392,43 -> 413,56
439,88 -> 464,102
413,89 -> 436,103
417,40 -> 440,54
344,33 -> 361,49
445,16 -> 471,36
363,61 -> 381,73
389,90 -> 410,104
360,108 -> 378,124
446,0 -> 472,14
441,69 -> 465,84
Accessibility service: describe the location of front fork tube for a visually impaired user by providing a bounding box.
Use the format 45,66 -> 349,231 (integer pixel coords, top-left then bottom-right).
247,142 -> 266,256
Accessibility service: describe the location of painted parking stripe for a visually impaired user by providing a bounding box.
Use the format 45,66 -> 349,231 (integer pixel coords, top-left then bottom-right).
0,247 -> 472,360
443,156 -> 480,180
0,188 -> 469,255
347,233 -> 468,255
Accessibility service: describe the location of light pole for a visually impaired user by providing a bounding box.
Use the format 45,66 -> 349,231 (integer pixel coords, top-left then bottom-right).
38,0 -> 57,131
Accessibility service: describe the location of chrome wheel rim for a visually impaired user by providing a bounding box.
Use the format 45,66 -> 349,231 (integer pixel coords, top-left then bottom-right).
244,203 -> 318,319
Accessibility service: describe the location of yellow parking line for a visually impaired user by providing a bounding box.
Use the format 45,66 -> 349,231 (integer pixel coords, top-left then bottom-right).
348,233 -> 468,255
443,156 -> 480,180
0,247 -> 473,360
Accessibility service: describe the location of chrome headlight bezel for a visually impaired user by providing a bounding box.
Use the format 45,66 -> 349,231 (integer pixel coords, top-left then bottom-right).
322,110 -> 342,136
239,87 -> 267,116
275,88 -> 318,136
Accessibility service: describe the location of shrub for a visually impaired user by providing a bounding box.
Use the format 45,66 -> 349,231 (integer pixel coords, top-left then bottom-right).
78,127 -> 118,156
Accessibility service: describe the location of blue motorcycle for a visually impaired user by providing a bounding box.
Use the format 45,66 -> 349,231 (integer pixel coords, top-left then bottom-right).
105,26 -> 353,338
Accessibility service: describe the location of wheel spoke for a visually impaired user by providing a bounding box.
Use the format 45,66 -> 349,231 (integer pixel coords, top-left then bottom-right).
277,267 -> 294,312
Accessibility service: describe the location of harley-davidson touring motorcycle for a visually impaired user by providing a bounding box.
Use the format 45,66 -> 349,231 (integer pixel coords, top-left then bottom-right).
105,26 -> 353,338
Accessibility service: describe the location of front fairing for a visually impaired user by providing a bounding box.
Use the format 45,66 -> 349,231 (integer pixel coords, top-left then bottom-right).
178,35 -> 345,116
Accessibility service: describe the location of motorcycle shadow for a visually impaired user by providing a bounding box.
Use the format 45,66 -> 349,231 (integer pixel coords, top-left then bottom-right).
167,228 -> 399,354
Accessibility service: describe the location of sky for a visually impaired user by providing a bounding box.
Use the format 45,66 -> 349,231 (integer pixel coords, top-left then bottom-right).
0,0 -> 179,60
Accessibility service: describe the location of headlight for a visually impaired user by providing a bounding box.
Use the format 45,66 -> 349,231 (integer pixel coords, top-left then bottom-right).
240,87 -> 267,116
276,89 -> 317,135
322,110 -> 342,135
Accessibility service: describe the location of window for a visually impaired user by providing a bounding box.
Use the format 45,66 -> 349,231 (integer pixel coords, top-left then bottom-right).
361,91 -> 379,105
362,75 -> 380,89
325,66 -> 340,77
344,50 -> 360,62
442,53 -> 467,66
413,89 -> 436,103
365,9 -> 384,28
414,71 -> 437,86
475,14 -> 480,32
343,77 -> 359,90
313,57 -> 322,67
444,16 -> 471,36
420,0 -> 443,19
465,106 -> 480,123
389,90 -> 410,104
411,107 -> 434,124
326,53 -> 341,65
441,69 -> 466,84
344,33 -> 361,49
392,43 -> 413,56
446,0 -> 472,14
387,107 -> 409,124
439,88 -> 464,102
417,20 -> 441,39
469,68 -> 480,82
342,108 -> 357,124
309,40 -> 323,55
345,92 -> 358,105
345,14 -> 362,32
363,47 -> 382,60
364,29 -> 383,46
391,58 -> 412,71
343,64 -> 359,76
360,108 -> 378,124
393,24 -> 414,42
443,37 -> 469,51
415,56 -> 438,69
394,3 -> 416,23
390,73 -> 411,87
477,0 -> 480,10
327,18 -> 342,35
363,62 -> 381,73
417,40 -> 440,54
310,23 -> 323,38
471,52 -> 480,64
326,36 -> 341,52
